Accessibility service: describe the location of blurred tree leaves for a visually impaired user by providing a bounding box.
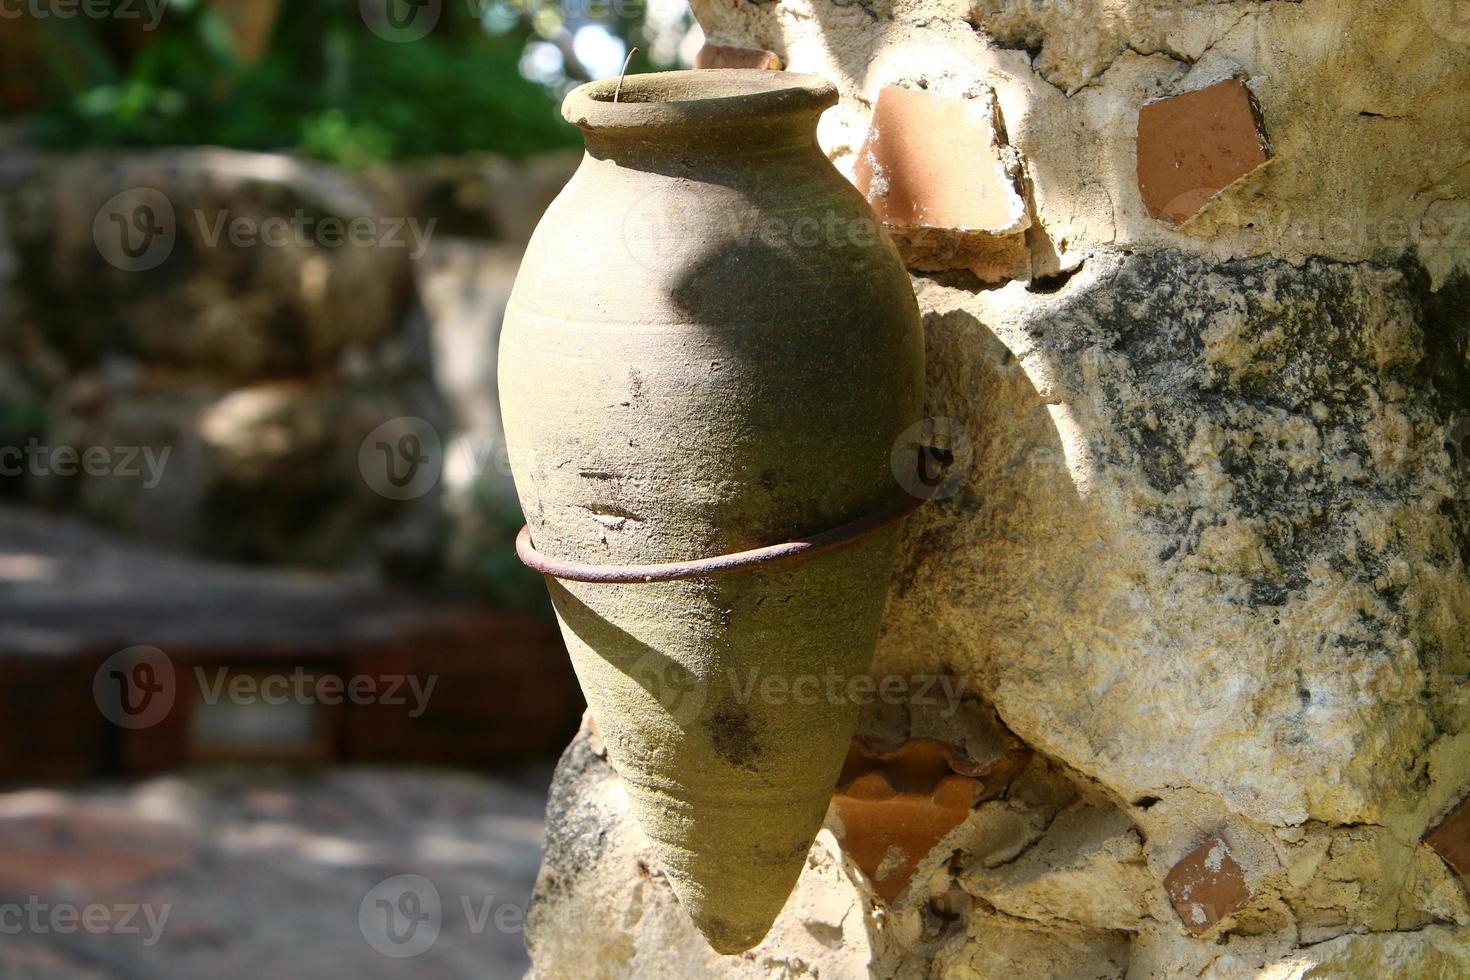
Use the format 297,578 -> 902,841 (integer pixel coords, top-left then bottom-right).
17,0 -> 581,164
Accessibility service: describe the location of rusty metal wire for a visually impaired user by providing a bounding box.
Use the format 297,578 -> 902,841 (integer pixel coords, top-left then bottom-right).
515,491 -> 927,584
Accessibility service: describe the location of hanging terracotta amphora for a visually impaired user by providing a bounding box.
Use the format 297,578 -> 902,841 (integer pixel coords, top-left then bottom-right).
499,70 -> 925,953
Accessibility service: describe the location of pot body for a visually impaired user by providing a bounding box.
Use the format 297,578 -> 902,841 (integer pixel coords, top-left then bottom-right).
499,70 -> 924,954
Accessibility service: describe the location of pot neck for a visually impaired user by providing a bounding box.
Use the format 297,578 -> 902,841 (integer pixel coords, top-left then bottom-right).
563,70 -> 837,166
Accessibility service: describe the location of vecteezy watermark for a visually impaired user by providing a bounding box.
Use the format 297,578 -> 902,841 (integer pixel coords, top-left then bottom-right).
0,897 -> 171,947
359,0 -> 441,42
358,875 -> 526,959
94,646 -> 176,730
625,652 -> 706,725
1283,208 -> 1470,255
620,661 -> 967,726
93,190 -> 437,271
195,667 -> 437,718
620,194 -> 887,273
358,418 -> 517,500
93,647 -> 437,729
891,416 -> 974,501
194,211 -> 436,260
0,0 -> 167,29
0,440 -> 171,487
728,668 -> 967,718
93,188 -> 176,273
359,417 -> 444,501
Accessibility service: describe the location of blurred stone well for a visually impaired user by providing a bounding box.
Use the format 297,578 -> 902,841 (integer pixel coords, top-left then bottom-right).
0,145 -> 577,599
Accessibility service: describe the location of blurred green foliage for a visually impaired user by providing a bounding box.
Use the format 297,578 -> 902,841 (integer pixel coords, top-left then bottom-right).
17,0 -> 580,165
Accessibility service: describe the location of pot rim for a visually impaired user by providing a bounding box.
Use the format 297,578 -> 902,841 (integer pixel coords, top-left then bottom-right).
562,69 -> 838,133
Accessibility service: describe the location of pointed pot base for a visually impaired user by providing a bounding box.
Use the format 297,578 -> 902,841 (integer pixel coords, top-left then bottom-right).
628,788 -> 828,953
544,534 -> 898,954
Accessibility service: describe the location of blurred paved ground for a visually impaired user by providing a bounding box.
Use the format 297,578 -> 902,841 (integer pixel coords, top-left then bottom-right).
0,764 -> 554,979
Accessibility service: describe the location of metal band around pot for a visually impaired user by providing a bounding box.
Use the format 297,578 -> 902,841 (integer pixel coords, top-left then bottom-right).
515,491 -> 927,584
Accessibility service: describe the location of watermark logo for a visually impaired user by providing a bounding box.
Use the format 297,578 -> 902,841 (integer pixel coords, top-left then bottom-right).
0,0 -> 167,29
890,416 -> 973,501
359,875 -> 441,958
94,648 -> 437,729
93,645 -> 177,730
93,188 -> 176,272
93,193 -> 437,272
196,210 -> 436,259
616,664 -> 967,726
360,0 -> 441,42
359,417 -> 444,500
0,440 -> 171,486
1157,188 -> 1219,226
195,667 -> 437,718
1284,208 -> 1470,253
626,652 -> 706,726
358,420 -> 517,499
728,668 -> 966,717
358,875 -> 527,958
0,897 -> 171,947
620,192 -> 884,273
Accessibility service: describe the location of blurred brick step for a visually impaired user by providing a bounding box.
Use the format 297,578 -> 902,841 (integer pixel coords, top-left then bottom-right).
0,505 -> 581,778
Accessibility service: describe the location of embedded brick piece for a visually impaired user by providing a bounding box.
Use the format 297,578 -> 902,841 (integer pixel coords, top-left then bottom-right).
1137,78 -> 1273,224
854,86 -> 1031,283
1164,835 -> 1251,935
694,44 -> 782,71
831,737 -> 1030,902
1425,796 -> 1470,886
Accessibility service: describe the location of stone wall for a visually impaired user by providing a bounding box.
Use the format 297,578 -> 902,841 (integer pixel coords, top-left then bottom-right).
527,0 -> 1470,975
0,147 -> 575,597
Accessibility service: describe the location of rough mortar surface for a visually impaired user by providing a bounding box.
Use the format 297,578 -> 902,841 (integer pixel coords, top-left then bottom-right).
527,0 -> 1470,975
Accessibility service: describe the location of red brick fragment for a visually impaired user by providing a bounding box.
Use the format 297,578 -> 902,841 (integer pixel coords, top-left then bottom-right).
1137,78 -> 1272,224
694,44 -> 782,71
1425,796 -> 1470,887
831,737 -> 1030,903
853,86 -> 1030,282
1164,835 -> 1251,934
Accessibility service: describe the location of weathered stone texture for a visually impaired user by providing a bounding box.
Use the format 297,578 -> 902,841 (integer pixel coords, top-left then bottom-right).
0,148 -> 579,587
33,368 -> 442,567
694,0 -> 1470,274
888,253 -> 1470,831
528,250 -> 1470,975
6,150 -> 413,380
527,0 -> 1470,973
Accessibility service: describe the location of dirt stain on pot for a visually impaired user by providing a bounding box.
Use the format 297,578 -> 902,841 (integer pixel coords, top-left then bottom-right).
706,701 -> 760,768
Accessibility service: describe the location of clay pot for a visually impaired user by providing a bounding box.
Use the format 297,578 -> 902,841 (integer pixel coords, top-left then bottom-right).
499,70 -> 924,953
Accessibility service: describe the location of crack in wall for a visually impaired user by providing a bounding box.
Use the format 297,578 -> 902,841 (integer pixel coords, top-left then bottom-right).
968,0 -> 1283,97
